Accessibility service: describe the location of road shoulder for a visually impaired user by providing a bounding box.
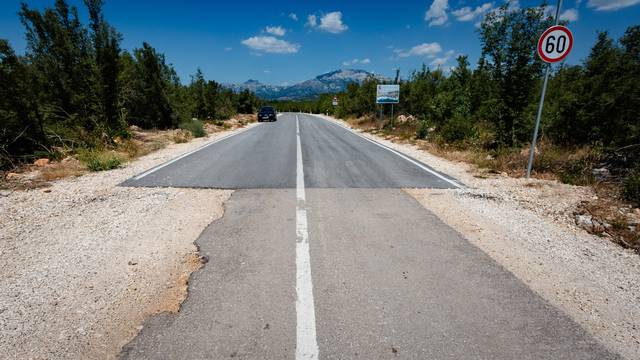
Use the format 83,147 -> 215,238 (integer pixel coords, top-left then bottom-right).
0,125 -> 257,359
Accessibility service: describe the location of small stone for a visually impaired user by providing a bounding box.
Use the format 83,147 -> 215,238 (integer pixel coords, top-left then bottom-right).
575,214 -> 593,230
43,189 -> 52,193
128,260 -> 138,266
34,158 -> 50,167
591,167 -> 611,181
6,172 -> 18,180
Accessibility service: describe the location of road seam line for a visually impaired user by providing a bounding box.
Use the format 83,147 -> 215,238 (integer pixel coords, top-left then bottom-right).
132,124 -> 259,180
295,115 -> 319,360
314,115 -> 464,189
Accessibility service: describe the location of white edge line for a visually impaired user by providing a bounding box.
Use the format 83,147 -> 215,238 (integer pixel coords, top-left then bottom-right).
312,115 -> 464,189
132,124 -> 259,180
295,115 -> 319,360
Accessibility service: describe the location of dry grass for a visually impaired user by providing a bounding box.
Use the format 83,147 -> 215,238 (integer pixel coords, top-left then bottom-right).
172,129 -> 192,144
577,183 -> 640,252
40,158 -> 86,181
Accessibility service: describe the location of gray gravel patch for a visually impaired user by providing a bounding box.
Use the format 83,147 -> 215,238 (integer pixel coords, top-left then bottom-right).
0,126 -> 254,359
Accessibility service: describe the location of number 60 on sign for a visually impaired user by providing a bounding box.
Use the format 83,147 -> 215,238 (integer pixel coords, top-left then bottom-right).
537,25 -> 574,63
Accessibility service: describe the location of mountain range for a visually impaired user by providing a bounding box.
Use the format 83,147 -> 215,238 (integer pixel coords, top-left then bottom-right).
224,69 -> 386,100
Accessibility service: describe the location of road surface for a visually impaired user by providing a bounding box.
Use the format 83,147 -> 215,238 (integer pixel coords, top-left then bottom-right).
120,113 -> 617,359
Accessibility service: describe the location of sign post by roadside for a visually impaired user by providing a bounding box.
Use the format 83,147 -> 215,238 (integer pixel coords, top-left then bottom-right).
332,96 -> 338,107
527,0 -> 572,178
376,84 -> 400,125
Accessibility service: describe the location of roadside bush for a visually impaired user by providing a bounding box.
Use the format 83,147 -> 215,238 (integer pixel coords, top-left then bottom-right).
440,114 -> 476,144
179,119 -> 206,138
416,120 -> 429,139
172,129 -> 192,143
556,148 -> 601,186
623,170 -> 640,204
78,149 -> 125,171
559,159 -> 595,186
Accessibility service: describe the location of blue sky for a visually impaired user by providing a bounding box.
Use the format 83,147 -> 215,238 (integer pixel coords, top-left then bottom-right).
1,0 -> 639,84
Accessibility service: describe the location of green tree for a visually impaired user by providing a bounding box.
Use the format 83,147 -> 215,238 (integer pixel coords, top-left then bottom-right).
190,68 -> 207,119
478,3 -> 553,146
128,42 -> 177,129
85,0 -> 124,135
0,39 -> 45,167
19,0 -> 94,132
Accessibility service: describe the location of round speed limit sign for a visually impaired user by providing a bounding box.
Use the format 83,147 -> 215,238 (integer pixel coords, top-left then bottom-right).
537,25 -> 573,63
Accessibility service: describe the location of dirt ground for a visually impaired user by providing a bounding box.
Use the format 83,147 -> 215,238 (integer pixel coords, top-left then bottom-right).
0,125 -> 259,359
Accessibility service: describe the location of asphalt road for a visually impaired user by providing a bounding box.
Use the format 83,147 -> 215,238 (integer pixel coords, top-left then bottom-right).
120,113 -> 617,359
122,113 -> 460,189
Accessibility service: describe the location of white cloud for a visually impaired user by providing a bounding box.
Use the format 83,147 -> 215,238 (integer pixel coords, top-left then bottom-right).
224,47 -> 232,51
587,0 -> 640,11
241,36 -> 300,54
395,42 -> 443,58
425,0 -> 449,26
289,13 -> 298,21
560,8 -> 579,21
265,26 -> 286,36
306,14 -> 317,27
263,70 -> 271,74
452,3 -> 493,22
319,11 -> 348,33
430,50 -> 455,66
342,58 -> 371,66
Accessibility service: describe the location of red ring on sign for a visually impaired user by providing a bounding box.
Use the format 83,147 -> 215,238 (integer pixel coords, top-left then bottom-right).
537,25 -> 573,63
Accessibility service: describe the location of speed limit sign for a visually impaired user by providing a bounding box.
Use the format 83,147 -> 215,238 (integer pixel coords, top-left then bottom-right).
537,25 -> 573,63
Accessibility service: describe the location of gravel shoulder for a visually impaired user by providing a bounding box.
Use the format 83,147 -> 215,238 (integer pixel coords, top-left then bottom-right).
0,125 -> 257,359
318,114 -> 640,359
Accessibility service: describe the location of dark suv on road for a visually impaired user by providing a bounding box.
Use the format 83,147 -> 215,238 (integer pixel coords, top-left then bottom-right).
257,106 -> 277,122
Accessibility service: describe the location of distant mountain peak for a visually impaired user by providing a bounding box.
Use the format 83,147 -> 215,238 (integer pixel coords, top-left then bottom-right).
316,69 -> 372,81
225,69 -> 383,100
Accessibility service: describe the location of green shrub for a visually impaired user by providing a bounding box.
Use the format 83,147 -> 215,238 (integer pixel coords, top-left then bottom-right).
557,149 -> 600,186
179,119 -> 206,138
416,120 -> 429,139
623,170 -> 640,204
78,149 -> 124,171
440,114 -> 476,143
558,160 -> 595,186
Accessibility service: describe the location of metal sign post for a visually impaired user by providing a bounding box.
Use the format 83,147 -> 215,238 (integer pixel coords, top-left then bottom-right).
527,0 -> 573,178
